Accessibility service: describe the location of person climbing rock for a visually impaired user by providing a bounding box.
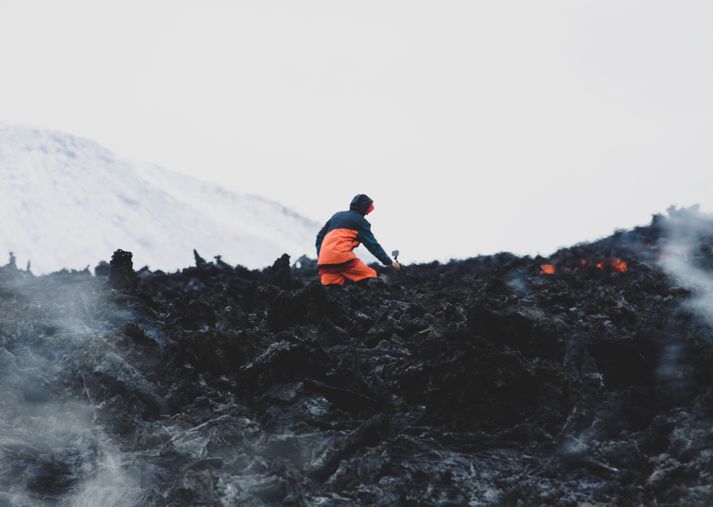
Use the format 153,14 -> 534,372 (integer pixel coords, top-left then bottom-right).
316,194 -> 400,286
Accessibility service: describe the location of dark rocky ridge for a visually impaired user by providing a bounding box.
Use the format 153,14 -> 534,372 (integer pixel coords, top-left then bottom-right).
1,210 -> 712,505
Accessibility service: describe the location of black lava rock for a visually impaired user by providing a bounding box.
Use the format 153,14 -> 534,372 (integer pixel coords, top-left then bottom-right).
3,212 -> 713,505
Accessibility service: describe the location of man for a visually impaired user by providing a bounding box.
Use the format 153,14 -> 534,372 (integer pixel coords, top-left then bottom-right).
316,194 -> 400,286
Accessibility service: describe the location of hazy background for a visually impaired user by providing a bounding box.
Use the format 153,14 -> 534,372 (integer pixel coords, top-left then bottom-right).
1,0 -> 712,264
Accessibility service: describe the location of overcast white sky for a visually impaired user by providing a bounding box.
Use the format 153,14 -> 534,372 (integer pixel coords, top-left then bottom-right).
1,1 -> 712,263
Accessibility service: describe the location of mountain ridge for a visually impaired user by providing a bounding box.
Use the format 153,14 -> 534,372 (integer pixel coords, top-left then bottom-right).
0,124 -> 319,273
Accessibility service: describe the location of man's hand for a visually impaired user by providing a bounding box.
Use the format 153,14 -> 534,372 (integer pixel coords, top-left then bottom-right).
392,261 -> 402,270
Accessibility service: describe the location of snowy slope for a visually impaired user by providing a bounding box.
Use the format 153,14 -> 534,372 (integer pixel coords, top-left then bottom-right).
0,124 -> 320,273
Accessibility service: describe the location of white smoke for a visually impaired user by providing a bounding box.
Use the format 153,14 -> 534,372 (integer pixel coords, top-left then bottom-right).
659,205 -> 713,326
0,273 -> 144,507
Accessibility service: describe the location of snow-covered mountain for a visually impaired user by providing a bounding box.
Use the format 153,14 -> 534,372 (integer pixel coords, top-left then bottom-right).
0,124 -> 320,273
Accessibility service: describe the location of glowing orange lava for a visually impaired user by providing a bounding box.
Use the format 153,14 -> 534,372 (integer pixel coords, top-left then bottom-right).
540,264 -> 556,275
539,258 -> 629,275
611,258 -> 628,273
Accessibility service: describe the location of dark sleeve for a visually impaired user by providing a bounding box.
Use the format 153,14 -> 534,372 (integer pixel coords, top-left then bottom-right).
357,220 -> 392,266
316,220 -> 330,256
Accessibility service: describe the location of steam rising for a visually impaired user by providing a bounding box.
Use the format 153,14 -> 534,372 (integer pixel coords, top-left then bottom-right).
659,206 -> 713,326
0,271 -> 142,506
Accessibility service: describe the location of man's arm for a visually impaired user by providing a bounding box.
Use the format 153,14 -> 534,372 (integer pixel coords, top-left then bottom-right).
357,220 -> 392,266
316,220 -> 330,257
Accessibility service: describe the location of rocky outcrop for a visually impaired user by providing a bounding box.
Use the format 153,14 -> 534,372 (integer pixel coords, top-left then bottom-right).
1,212 -> 713,505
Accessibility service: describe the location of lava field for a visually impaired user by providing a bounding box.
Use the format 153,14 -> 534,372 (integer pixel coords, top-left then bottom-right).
2,209 -> 713,506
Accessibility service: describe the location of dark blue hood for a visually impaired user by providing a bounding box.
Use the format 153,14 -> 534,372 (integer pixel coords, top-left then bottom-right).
349,194 -> 373,216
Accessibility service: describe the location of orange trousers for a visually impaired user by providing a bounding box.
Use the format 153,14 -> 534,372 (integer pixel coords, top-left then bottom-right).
319,258 -> 377,286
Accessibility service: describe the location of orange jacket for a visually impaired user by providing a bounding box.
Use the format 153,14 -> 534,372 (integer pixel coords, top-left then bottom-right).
316,195 -> 392,267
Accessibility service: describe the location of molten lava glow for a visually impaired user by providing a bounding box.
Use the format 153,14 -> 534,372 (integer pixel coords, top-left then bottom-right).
540,264 -> 556,275
540,258 -> 629,275
611,258 -> 628,273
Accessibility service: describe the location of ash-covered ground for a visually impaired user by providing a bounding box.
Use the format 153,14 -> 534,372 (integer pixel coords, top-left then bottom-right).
2,209 -> 713,506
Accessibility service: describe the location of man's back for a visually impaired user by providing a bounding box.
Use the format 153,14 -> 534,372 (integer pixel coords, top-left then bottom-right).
314,194 -> 399,285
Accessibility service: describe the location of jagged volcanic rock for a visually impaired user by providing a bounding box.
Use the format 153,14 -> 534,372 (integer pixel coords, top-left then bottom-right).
109,249 -> 138,291
1,210 -> 713,505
